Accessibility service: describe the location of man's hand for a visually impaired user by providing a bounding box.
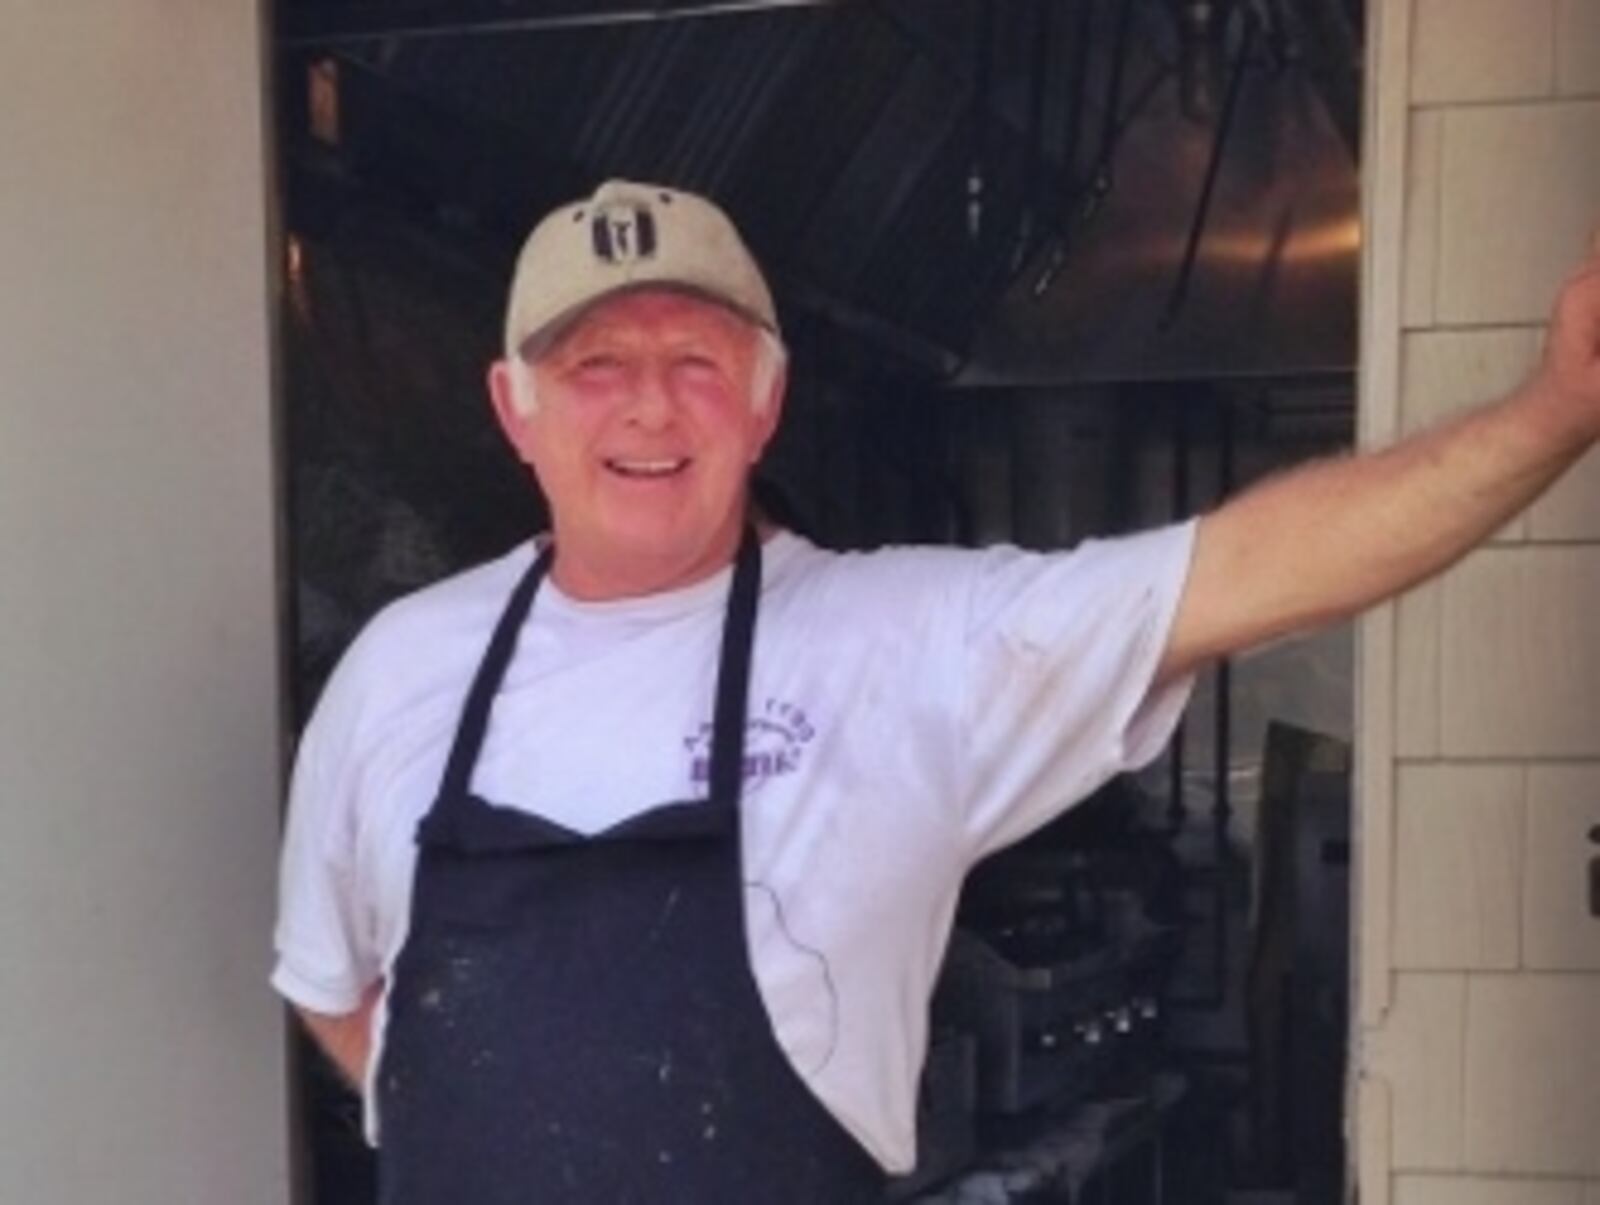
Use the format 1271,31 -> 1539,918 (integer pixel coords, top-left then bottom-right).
1528,230 -> 1600,434
1159,234 -> 1600,684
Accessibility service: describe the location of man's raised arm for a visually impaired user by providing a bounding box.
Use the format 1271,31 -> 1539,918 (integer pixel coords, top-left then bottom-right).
1161,242 -> 1600,684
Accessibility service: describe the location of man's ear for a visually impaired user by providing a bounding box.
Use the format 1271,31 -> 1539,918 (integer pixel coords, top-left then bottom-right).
487,359 -> 535,465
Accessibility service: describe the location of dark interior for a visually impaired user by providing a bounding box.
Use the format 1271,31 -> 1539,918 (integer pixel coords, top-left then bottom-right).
274,2 -> 1363,1202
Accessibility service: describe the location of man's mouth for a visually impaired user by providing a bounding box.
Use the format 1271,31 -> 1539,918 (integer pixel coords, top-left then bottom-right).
604,457 -> 691,480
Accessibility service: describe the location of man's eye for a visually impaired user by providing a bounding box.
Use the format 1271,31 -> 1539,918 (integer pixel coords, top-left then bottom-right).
677,354 -> 718,371
575,354 -> 623,372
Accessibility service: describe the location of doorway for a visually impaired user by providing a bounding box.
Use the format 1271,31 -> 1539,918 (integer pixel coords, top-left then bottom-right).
271,2 -> 1364,1201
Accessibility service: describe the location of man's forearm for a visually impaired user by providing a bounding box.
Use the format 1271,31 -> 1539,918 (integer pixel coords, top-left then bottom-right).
1159,248 -> 1600,682
1162,374 -> 1596,681
298,990 -> 379,1091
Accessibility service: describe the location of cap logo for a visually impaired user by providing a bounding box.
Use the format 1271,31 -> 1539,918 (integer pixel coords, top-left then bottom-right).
591,202 -> 657,264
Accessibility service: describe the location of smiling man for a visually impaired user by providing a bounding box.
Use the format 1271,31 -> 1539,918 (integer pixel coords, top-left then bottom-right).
489,287 -> 784,599
274,180 -> 1600,1204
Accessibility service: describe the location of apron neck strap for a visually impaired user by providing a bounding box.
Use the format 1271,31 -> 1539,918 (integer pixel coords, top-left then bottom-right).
439,542 -> 555,802
707,526 -> 761,809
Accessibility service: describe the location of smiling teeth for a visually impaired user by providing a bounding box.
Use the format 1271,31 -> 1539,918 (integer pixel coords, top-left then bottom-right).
609,458 -> 687,477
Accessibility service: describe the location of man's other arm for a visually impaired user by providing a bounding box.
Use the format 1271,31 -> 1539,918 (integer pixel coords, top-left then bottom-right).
296,983 -> 381,1091
1160,244 -> 1600,684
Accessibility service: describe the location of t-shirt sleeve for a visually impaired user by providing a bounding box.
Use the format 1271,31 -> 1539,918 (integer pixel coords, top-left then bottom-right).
957,520 -> 1197,859
271,664 -> 382,1017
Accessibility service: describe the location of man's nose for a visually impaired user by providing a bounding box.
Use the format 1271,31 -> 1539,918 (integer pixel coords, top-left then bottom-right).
625,365 -> 675,428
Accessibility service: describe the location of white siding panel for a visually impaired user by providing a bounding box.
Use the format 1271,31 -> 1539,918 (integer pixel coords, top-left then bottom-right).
1524,766 -> 1600,970
1402,108 -> 1444,329
1556,0 -> 1600,96
1436,103 -> 1600,326
1399,329 -> 1545,434
1463,975 -> 1600,1175
1394,765 -> 1523,970
1411,0 -> 1556,104
1396,579 -> 1442,758
1395,1175 -> 1584,1205
1439,548 -> 1600,758
1530,445 -> 1600,541
1369,972 -> 1467,1169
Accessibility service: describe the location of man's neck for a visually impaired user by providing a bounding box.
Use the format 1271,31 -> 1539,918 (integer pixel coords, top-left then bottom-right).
545,520 -> 775,602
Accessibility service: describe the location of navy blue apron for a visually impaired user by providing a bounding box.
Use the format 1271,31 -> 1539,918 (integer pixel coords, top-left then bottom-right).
377,530 -> 886,1204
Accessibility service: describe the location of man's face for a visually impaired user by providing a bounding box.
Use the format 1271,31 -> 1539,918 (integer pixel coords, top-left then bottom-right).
488,289 -> 783,599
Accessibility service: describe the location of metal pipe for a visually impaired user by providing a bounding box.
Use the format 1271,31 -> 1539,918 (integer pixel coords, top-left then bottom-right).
1210,398 -> 1237,1005
1092,0 -> 1140,193
1062,0 -> 1095,192
1030,0 -> 1095,297
1175,0 -> 1222,122
1160,6 -> 1259,328
1025,0 -> 1052,190
1011,0 -> 1055,271
1033,0 -> 1173,298
280,0 -> 844,49
1169,392 -> 1233,1012
967,0 -> 995,241
1166,398 -> 1191,835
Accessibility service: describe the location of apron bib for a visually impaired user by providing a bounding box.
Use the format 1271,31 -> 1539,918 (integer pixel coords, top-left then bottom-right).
377,531 -> 885,1204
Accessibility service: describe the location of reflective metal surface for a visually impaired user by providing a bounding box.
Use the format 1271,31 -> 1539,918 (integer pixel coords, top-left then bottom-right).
961,53 -> 1358,386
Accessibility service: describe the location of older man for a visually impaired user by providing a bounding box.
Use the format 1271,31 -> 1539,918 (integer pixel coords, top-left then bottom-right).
274,180 -> 1600,1203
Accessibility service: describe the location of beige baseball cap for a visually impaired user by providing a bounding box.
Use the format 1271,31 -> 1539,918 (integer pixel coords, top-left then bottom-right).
503,179 -> 778,359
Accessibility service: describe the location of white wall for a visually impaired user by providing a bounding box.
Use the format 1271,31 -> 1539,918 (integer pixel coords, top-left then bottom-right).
0,4 -> 289,1203
1357,2 -> 1600,1202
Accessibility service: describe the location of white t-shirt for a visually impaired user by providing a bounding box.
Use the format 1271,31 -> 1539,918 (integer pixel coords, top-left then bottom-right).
272,524 -> 1197,1173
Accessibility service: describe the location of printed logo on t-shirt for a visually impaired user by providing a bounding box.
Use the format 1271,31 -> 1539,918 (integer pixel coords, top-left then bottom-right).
685,696 -> 815,788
